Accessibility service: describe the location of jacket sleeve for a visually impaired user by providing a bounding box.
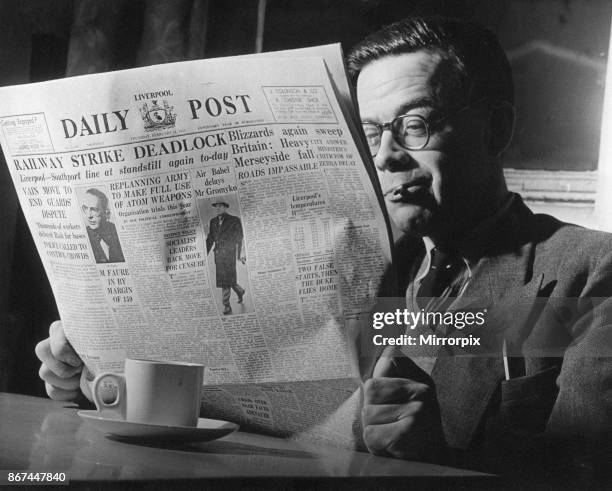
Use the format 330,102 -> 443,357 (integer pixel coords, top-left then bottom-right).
541,244 -> 612,474
206,219 -> 215,253
109,222 -> 124,262
235,217 -> 244,259
460,245 -> 612,482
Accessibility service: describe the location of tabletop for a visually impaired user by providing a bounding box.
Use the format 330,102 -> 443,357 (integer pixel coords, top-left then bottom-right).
0,392 -> 494,489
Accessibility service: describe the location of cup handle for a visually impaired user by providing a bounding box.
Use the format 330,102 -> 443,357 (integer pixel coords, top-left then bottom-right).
92,372 -> 125,419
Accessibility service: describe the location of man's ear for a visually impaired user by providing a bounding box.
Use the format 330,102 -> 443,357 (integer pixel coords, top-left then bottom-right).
487,101 -> 515,158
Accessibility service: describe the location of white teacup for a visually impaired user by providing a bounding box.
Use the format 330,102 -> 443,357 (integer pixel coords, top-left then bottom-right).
92,358 -> 204,427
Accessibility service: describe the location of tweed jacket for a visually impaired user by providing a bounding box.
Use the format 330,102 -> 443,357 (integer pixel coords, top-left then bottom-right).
387,194 -> 612,476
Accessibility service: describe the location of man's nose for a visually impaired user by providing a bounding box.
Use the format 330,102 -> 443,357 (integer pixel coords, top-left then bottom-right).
373,130 -> 415,172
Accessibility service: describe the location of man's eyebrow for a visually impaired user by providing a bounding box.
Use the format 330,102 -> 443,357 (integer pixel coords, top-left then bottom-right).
361,97 -> 435,122
396,97 -> 435,114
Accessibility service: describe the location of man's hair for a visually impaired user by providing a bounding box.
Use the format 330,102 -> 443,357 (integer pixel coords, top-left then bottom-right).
85,188 -> 109,210
347,17 -> 513,106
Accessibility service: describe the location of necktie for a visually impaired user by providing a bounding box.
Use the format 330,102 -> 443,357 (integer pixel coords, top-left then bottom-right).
99,238 -> 110,260
417,247 -> 463,309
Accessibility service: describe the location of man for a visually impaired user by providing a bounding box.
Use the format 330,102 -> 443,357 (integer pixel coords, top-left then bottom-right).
347,17 -> 612,480
206,202 -> 246,315
82,188 -> 124,264
36,16 -> 610,482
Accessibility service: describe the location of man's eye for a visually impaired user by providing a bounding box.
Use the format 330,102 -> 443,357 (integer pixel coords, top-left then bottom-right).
402,120 -> 427,135
362,126 -> 380,141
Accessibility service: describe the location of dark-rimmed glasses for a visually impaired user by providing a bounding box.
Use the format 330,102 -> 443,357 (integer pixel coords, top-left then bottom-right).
362,97 -> 488,157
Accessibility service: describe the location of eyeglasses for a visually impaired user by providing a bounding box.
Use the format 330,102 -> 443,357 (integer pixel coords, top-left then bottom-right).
82,205 -> 103,216
361,97 -> 488,157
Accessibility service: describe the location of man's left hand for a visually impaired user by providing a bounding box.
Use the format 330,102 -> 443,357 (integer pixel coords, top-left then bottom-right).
362,352 -> 448,461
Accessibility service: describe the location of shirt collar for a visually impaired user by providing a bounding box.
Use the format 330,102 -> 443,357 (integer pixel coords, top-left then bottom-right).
415,236 -> 437,282
421,193 -> 516,270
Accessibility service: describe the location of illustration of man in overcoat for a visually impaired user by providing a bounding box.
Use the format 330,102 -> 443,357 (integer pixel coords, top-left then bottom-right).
206,202 -> 246,315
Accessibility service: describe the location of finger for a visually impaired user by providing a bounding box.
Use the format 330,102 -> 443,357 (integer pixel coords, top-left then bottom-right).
49,321 -> 82,368
39,365 -> 81,391
35,339 -> 82,379
363,377 -> 428,404
363,419 -> 413,457
362,401 -> 422,425
34,338 -> 50,363
372,350 -> 396,378
80,369 -> 94,402
45,382 -> 80,401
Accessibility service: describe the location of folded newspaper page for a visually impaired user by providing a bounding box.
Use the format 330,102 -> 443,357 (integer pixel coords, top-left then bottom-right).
0,45 -> 392,449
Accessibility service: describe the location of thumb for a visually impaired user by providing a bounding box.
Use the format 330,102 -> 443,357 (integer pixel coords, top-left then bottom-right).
80,366 -> 94,402
372,347 -> 397,377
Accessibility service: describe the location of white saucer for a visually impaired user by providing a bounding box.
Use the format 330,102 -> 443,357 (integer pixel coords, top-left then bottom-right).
78,410 -> 239,443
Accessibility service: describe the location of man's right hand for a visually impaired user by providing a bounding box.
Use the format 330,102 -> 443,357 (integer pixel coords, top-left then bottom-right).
35,321 -> 88,401
361,351 -> 447,462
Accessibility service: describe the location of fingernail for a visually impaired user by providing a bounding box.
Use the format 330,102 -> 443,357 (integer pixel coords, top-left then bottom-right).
67,355 -> 82,367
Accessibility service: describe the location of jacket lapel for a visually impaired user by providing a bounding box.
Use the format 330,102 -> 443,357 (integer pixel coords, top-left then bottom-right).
432,273 -> 543,449
372,196 -> 549,449
431,197 -> 545,449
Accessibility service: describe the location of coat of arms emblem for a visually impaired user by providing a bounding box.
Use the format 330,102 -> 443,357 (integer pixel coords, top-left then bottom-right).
140,99 -> 176,131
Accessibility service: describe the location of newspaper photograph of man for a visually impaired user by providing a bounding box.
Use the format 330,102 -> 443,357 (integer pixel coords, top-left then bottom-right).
80,187 -> 125,264
201,197 -> 250,315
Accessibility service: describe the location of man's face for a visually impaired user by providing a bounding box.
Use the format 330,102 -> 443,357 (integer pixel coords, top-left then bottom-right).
214,205 -> 228,216
357,51 -> 495,240
82,192 -> 106,230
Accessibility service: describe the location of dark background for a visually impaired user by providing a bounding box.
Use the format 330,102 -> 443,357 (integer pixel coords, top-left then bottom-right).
0,0 -> 610,396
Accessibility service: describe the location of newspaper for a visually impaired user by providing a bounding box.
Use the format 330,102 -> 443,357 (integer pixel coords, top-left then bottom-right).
0,45 -> 392,449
